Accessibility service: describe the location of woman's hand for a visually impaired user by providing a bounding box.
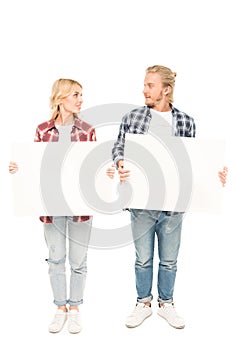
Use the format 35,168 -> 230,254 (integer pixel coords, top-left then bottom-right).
106,164 -> 116,179
9,161 -> 18,174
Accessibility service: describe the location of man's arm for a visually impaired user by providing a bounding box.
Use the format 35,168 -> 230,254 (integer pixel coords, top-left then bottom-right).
108,114 -> 131,182
111,114 -> 129,166
190,118 -> 196,138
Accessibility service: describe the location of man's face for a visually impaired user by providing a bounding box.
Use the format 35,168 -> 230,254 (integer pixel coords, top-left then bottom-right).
143,72 -> 168,109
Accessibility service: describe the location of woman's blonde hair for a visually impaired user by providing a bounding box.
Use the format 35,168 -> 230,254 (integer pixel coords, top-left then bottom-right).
50,78 -> 82,120
146,65 -> 176,103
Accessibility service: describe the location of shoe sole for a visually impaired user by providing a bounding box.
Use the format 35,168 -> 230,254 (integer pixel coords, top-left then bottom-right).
49,329 -> 62,333
157,312 -> 185,329
68,329 -> 81,334
48,325 -> 66,333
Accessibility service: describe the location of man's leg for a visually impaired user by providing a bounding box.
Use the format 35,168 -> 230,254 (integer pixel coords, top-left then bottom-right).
125,209 -> 157,328
156,211 -> 185,329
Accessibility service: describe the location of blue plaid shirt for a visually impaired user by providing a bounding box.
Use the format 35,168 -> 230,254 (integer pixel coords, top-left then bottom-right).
112,104 -> 196,165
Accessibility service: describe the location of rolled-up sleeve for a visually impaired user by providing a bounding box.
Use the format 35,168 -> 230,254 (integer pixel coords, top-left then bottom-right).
112,114 -> 129,166
190,118 -> 196,138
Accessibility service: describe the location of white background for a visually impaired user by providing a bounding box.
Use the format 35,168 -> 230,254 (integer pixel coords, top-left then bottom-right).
0,1 -> 234,349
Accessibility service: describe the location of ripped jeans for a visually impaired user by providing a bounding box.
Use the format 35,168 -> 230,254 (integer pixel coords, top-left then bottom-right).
131,209 -> 183,304
44,216 -> 92,306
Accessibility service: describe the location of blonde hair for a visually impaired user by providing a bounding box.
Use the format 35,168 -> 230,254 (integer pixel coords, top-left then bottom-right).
146,65 -> 177,103
50,78 -> 82,120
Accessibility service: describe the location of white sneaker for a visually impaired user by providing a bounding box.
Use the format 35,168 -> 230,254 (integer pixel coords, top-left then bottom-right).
67,310 -> 82,334
157,303 -> 185,329
125,303 -> 152,328
48,309 -> 67,333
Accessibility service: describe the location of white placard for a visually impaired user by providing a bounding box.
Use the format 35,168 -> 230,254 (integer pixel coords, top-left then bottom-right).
124,134 -> 225,213
11,142 -> 115,216
11,135 -> 225,216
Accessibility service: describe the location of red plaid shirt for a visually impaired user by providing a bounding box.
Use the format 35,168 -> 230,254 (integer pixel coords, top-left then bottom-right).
34,116 -> 96,223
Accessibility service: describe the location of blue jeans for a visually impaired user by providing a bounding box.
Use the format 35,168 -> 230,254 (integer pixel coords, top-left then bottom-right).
44,216 -> 92,306
130,209 -> 183,304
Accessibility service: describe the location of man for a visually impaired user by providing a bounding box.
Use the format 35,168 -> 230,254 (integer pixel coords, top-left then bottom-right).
109,65 -> 227,329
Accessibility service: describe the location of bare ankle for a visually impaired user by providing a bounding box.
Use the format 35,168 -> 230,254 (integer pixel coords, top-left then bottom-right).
69,306 -> 79,312
144,302 -> 151,307
58,305 -> 67,312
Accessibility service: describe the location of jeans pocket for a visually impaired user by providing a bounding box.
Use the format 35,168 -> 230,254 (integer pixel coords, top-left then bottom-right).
130,208 -> 144,219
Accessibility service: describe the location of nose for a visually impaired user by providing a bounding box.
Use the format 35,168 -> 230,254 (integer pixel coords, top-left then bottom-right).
143,85 -> 148,95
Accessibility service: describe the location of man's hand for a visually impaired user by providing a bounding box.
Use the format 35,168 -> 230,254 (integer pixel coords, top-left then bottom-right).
117,160 -> 130,183
218,166 -> 228,187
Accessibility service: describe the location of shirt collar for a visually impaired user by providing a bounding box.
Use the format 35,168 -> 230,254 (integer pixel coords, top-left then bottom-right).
47,115 -> 83,130
73,116 -> 83,130
170,104 -> 177,116
147,104 -> 175,116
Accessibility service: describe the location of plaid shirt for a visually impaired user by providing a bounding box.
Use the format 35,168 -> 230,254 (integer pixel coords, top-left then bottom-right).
112,104 -> 196,165
34,116 -> 96,223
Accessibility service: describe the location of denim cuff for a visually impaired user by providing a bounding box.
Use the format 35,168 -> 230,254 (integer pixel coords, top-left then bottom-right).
157,297 -> 173,304
54,299 -> 68,306
137,295 -> 153,303
68,299 -> 83,306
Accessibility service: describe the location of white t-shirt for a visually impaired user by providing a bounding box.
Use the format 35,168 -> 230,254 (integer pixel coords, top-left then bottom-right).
148,109 -> 173,136
57,124 -> 73,143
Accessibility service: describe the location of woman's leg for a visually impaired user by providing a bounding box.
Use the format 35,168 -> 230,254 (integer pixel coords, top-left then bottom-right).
67,217 -> 92,307
44,216 -> 67,307
44,216 -> 68,332
66,217 -> 92,333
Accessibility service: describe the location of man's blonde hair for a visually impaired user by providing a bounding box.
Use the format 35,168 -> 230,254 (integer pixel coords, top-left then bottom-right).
146,65 -> 176,103
50,78 -> 82,120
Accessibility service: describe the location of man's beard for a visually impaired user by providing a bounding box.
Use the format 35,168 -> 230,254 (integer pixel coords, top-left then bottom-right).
145,101 -> 155,108
145,92 -> 163,108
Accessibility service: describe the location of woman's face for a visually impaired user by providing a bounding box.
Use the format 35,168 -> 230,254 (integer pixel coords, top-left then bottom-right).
60,84 -> 83,115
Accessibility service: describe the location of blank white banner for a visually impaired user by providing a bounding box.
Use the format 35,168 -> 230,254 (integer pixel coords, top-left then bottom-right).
124,134 -> 225,213
11,135 -> 225,216
11,141 -> 116,216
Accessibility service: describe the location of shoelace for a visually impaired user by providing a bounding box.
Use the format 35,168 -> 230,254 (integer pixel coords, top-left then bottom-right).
69,313 -> 80,323
50,313 -> 66,327
162,305 -> 180,319
131,304 -> 147,316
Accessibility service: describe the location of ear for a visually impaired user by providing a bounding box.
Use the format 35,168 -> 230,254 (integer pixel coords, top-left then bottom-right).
164,85 -> 172,95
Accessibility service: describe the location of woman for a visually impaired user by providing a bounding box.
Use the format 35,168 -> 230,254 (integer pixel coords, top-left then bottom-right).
9,79 -> 96,334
